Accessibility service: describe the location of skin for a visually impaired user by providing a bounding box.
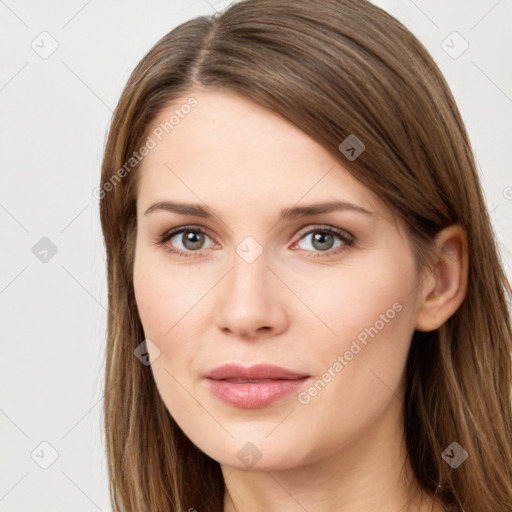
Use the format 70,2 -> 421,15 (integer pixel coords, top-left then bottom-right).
133,89 -> 467,512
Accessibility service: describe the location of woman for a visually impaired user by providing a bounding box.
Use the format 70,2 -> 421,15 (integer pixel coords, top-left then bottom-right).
98,0 -> 512,510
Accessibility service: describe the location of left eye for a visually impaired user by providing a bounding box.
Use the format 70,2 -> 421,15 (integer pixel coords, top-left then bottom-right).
295,229 -> 347,252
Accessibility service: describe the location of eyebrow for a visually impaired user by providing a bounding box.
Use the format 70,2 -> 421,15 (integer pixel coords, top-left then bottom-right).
144,200 -> 374,220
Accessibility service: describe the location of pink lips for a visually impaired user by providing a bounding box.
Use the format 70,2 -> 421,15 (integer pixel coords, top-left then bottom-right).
204,364 -> 310,409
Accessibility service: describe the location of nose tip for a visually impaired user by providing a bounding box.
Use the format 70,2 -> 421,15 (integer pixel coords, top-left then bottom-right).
214,257 -> 288,340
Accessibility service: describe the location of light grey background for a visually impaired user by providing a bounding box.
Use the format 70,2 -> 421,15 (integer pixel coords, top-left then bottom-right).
1,0 -> 511,510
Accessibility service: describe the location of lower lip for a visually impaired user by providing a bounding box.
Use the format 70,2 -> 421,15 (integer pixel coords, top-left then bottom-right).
205,378 -> 309,409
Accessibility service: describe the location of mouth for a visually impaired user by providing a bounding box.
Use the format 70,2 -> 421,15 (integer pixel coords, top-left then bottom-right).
203,364 -> 311,409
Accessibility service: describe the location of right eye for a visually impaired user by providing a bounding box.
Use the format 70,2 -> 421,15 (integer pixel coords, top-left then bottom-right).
155,225 -> 216,257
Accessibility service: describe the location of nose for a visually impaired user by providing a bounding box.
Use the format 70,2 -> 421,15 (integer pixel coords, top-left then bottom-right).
215,248 -> 289,340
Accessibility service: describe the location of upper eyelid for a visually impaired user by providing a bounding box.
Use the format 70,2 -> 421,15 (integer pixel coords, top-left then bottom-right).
295,224 -> 353,238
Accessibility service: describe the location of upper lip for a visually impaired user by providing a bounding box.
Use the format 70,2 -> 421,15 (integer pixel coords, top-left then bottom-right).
204,364 -> 309,381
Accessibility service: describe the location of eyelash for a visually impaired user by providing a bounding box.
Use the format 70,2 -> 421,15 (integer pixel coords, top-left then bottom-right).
154,224 -> 355,259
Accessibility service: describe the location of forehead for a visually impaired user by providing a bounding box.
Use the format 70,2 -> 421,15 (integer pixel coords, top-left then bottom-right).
136,89 -> 383,218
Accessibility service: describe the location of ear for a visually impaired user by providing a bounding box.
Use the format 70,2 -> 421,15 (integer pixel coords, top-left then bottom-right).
415,224 -> 469,332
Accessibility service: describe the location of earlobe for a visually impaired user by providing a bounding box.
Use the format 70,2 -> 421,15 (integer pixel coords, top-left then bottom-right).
415,225 -> 468,332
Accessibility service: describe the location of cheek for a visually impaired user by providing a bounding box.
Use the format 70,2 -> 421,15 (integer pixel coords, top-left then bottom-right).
287,285 -> 415,457
293,248 -> 417,394
293,251 -> 416,350
133,252 -> 201,417
133,249 -> 199,340
133,249 -> 208,387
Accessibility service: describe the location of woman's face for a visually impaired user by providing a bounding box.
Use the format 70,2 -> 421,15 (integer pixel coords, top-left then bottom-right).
133,88 -> 424,470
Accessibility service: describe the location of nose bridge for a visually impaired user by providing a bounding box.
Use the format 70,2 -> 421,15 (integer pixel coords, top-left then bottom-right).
215,238 -> 287,337
226,241 -> 272,306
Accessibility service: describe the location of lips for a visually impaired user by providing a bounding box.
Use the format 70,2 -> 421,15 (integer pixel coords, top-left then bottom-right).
204,364 -> 310,409
204,363 -> 309,381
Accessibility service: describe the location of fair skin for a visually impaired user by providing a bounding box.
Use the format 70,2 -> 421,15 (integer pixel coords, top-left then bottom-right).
132,89 -> 467,512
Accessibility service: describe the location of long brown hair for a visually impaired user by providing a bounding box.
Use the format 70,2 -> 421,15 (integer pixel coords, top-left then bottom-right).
98,1 -> 512,510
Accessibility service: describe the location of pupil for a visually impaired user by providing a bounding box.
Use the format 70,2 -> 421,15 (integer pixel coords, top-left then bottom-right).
312,232 -> 333,251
